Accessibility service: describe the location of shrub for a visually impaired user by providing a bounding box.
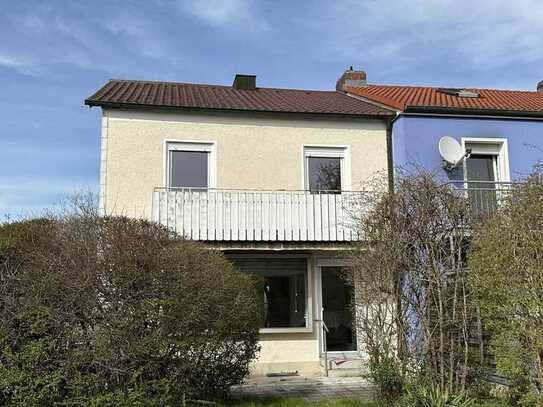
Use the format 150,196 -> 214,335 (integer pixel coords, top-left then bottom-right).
0,214 -> 261,405
469,168 -> 543,401
368,352 -> 404,405
400,385 -> 475,407
0,220 -> 67,406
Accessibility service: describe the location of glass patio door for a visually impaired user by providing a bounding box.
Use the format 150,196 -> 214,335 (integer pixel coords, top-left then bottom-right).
321,266 -> 357,352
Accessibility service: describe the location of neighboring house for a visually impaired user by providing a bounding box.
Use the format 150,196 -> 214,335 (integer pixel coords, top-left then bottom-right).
340,70 -> 543,208
85,73 -> 394,376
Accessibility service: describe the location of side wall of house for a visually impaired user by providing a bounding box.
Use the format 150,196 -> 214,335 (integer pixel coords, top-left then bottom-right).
101,109 -> 388,218
392,115 -> 543,181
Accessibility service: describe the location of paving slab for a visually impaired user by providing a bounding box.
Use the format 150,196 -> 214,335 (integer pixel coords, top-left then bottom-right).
231,376 -> 375,401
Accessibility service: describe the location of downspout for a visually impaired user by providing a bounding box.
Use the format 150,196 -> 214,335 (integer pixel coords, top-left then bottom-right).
386,118 -> 394,193
386,113 -> 400,193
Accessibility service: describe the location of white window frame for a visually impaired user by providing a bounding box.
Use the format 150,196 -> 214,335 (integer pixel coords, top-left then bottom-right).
462,138 -> 510,183
163,140 -> 217,189
314,257 -> 358,356
302,145 -> 352,191
231,254 -> 314,334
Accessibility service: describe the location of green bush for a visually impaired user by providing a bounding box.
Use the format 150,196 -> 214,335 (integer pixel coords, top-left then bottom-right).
0,215 -> 261,406
399,385 -> 475,407
469,168 -> 543,402
367,352 -> 404,405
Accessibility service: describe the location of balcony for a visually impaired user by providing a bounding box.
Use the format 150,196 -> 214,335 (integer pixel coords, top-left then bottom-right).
152,188 -> 366,242
152,182 -> 514,242
449,181 -> 514,214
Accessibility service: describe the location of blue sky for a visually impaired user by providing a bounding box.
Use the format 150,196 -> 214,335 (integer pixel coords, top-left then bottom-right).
1,0 -> 542,217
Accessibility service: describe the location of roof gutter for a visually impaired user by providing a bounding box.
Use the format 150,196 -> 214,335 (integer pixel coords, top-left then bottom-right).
404,105 -> 543,120
84,100 -> 394,121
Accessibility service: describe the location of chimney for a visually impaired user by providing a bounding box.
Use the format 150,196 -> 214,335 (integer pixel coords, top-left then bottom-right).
233,74 -> 256,90
537,80 -> 543,93
336,67 -> 367,91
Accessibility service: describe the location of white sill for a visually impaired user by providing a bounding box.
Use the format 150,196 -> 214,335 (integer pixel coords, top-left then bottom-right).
259,326 -> 313,334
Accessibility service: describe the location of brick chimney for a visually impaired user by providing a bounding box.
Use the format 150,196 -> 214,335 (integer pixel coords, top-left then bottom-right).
537,80 -> 543,93
336,67 -> 367,91
233,74 -> 256,90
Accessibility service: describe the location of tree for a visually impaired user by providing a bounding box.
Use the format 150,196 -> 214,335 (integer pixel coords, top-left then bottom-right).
349,172 -> 477,400
469,167 -> 543,402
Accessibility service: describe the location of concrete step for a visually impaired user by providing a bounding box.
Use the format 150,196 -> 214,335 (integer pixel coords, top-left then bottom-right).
320,356 -> 366,377
327,368 -> 362,377
327,358 -> 362,370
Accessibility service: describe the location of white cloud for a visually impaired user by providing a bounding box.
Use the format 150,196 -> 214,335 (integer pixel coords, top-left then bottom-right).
306,0 -> 543,87
179,0 -> 267,30
102,14 -> 173,60
0,54 -> 24,68
0,6 -> 181,78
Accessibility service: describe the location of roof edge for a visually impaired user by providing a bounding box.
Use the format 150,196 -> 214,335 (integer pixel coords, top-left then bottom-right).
404,105 -> 543,119
84,100 -> 394,119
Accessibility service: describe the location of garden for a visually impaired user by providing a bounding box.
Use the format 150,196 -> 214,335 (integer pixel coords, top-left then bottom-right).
0,168 -> 542,406
347,168 -> 543,406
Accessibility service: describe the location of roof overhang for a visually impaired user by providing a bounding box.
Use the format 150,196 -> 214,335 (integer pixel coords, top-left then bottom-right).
404,105 -> 543,119
85,100 -> 394,121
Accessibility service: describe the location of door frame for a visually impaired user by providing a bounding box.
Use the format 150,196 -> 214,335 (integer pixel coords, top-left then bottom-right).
315,257 -> 359,357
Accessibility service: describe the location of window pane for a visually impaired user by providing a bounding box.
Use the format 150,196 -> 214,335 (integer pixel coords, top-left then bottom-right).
466,154 -> 497,212
466,154 -> 496,183
229,258 -> 307,328
169,150 -> 208,188
322,267 -> 357,351
307,157 -> 341,192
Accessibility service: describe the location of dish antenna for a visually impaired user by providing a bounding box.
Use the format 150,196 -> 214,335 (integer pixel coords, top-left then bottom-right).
438,136 -> 471,171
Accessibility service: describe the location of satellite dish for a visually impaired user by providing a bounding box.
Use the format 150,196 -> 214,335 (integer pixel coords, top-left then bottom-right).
439,136 -> 468,171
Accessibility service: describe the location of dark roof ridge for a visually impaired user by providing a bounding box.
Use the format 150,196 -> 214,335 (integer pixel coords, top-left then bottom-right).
106,78 -> 345,95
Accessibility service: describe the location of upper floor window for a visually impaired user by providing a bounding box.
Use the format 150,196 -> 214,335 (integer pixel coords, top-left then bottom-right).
166,141 -> 216,189
304,146 -> 350,193
463,139 -> 509,184
463,139 -> 510,211
466,154 -> 496,185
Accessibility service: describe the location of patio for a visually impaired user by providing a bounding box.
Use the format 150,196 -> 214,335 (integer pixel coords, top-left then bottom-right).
230,375 -> 375,402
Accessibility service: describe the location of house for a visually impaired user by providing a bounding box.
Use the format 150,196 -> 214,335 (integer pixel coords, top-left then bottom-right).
84,73 -> 394,376
340,70 -> 543,207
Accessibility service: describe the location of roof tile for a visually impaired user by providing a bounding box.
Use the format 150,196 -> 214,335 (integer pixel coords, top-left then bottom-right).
85,79 -> 393,117
346,84 -> 543,115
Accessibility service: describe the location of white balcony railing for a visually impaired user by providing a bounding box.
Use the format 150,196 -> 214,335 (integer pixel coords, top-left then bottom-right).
152,188 -> 366,242
448,181 -> 515,214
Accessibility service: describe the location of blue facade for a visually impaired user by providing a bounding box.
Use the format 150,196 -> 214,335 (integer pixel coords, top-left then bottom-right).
392,115 -> 543,182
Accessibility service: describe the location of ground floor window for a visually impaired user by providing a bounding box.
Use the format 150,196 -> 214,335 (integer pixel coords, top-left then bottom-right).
229,258 -> 308,329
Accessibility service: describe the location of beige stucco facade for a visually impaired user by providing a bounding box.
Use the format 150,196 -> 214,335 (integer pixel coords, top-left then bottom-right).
101,108 -> 388,218
99,107 -> 388,375
250,254 -> 319,376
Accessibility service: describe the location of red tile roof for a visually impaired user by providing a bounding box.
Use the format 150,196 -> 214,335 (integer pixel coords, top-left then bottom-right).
346,84 -> 543,117
85,79 -> 394,117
